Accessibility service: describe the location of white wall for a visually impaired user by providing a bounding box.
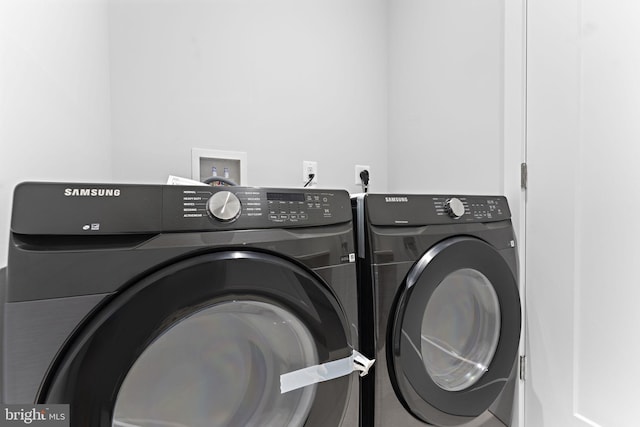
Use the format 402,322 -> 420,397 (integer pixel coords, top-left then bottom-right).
387,0 -> 505,195
107,0 -> 389,191
0,0 -> 113,266
0,0 -> 510,262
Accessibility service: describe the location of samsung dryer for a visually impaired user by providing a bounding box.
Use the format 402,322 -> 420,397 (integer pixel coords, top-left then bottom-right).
2,182 -> 372,426
353,194 -> 521,427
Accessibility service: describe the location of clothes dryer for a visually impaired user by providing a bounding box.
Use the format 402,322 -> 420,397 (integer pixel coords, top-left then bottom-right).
2,182 -> 371,426
353,194 -> 521,427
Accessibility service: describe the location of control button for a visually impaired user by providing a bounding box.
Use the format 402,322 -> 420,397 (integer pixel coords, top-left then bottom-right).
207,191 -> 241,222
269,214 -> 279,221
289,214 -> 298,220
445,197 -> 465,219
300,214 -> 308,220
279,214 -> 289,220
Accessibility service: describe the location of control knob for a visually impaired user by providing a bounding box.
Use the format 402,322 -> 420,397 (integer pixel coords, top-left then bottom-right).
445,197 -> 465,219
207,191 -> 241,222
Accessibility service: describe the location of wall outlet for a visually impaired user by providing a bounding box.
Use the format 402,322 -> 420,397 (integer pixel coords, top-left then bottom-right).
355,165 -> 371,185
302,161 -> 318,186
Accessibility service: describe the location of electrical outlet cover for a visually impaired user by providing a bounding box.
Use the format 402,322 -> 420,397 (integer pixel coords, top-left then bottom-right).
355,165 -> 371,185
302,161 -> 318,185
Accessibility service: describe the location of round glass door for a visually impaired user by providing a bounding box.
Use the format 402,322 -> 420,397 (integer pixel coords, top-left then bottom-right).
390,237 -> 521,422
39,251 -> 354,427
421,268 -> 500,392
112,301 -> 318,427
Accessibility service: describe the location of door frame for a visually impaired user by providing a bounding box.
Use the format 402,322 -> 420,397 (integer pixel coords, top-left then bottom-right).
503,0 -> 528,426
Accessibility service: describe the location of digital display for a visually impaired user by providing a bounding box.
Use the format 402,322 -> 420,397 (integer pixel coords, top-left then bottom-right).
267,192 -> 305,202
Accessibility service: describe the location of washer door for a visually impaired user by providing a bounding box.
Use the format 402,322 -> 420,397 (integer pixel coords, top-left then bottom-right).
39,251 -> 354,427
390,236 -> 521,425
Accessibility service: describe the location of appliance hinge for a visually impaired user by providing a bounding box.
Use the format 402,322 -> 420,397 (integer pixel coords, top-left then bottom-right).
519,355 -> 526,381
521,163 -> 528,190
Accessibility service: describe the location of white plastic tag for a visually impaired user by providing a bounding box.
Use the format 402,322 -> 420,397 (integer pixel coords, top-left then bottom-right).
166,175 -> 209,186
280,350 -> 375,394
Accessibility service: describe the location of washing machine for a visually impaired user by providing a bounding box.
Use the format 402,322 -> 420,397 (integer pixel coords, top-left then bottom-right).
352,194 -> 521,427
0,267 -> 5,403
2,182 -> 373,426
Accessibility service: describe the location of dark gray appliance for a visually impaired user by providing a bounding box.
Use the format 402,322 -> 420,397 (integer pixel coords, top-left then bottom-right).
0,267 -> 5,402
353,194 -> 521,427
2,182 -> 367,426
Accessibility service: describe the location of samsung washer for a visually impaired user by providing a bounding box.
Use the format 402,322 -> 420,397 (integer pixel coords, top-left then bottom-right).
353,194 -> 521,427
2,182 -> 371,426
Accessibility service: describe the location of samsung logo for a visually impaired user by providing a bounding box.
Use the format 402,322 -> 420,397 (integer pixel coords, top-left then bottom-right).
385,196 -> 408,203
64,188 -> 121,197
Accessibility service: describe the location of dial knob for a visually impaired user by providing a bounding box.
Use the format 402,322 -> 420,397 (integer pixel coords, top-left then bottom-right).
445,197 -> 465,219
207,191 -> 241,222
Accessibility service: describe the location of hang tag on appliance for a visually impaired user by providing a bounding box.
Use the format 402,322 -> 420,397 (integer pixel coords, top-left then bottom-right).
280,350 -> 375,394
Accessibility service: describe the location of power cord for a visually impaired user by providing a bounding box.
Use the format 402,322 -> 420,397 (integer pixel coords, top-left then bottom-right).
203,176 -> 238,186
359,169 -> 369,193
303,173 -> 315,188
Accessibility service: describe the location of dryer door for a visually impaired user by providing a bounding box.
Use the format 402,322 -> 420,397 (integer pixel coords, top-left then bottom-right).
390,236 -> 521,425
38,251 -> 356,427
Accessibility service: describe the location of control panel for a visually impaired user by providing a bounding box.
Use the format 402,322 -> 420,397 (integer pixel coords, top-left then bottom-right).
9,183 -> 352,235
365,194 -> 511,226
431,196 -> 508,221
163,186 -> 352,231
